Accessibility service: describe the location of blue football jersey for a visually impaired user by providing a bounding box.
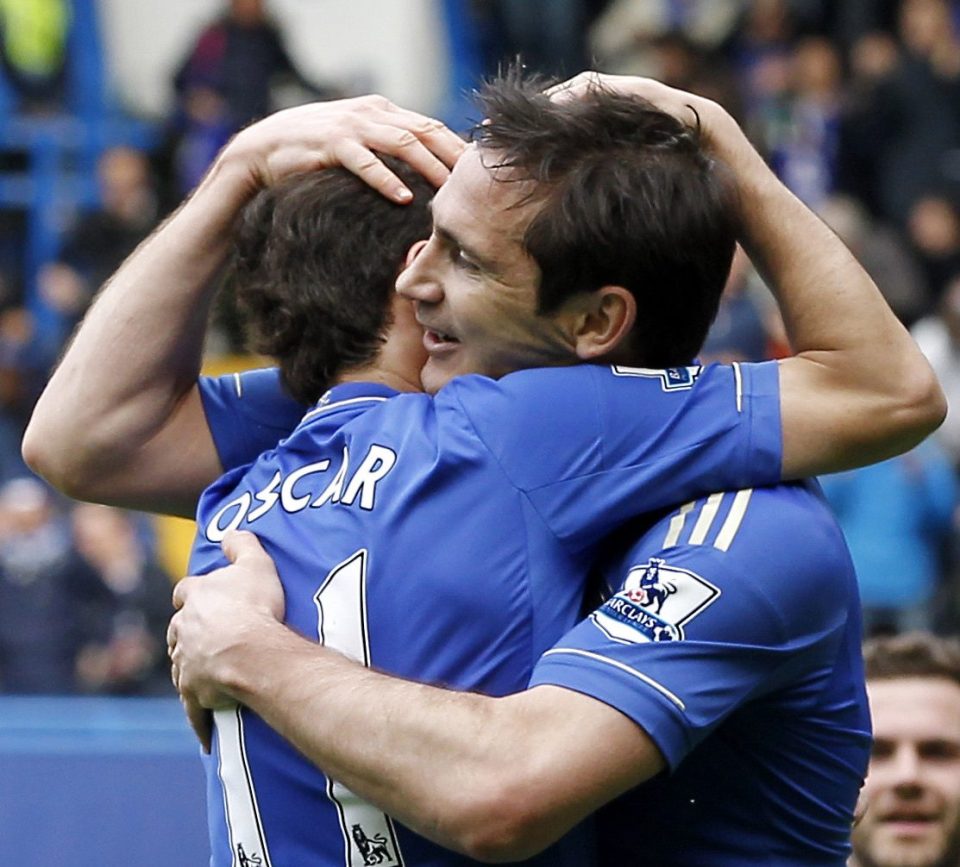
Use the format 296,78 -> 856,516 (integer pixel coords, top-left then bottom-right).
198,367 -> 307,471
530,482 -> 871,866
192,361 -> 783,867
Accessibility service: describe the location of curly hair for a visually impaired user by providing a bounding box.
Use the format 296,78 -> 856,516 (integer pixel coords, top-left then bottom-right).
228,157 -> 434,404
472,70 -> 739,368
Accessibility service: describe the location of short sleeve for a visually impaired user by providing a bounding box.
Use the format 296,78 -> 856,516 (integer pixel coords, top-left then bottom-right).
529,485 -> 854,769
198,368 -> 306,471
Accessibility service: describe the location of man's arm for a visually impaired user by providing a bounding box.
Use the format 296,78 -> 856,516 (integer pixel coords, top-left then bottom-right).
551,74 -> 946,478
22,98 -> 465,517
168,532 -> 663,862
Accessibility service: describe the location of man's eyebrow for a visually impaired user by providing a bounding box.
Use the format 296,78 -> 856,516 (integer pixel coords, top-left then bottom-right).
428,201 -> 501,275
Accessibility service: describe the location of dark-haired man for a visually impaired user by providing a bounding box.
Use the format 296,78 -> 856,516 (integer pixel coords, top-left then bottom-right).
27,76 -> 941,866
851,633 -> 960,867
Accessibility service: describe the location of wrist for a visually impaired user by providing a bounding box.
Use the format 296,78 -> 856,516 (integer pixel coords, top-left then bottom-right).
220,616 -> 304,705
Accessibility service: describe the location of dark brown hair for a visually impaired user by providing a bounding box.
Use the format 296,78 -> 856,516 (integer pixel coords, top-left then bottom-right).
229,157 -> 433,403
473,71 -> 739,367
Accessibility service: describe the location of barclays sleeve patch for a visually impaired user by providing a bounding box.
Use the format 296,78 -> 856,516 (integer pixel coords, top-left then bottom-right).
592,558 -> 720,644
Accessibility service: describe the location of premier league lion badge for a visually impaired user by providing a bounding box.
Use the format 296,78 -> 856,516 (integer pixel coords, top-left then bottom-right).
592,558 -> 720,643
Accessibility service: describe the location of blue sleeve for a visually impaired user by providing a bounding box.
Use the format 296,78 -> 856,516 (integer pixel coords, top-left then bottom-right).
528,486 -> 854,769
443,361 -> 782,553
198,368 -> 307,471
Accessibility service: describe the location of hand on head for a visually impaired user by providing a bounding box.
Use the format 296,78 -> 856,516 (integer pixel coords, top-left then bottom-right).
220,96 -> 466,203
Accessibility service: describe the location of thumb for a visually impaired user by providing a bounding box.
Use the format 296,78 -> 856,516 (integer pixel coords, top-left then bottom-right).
222,530 -> 270,567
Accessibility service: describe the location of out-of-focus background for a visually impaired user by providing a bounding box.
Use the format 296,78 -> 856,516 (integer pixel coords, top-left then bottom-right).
2,1 -> 960,863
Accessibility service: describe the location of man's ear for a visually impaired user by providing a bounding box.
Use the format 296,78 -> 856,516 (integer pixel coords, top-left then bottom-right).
568,286 -> 637,360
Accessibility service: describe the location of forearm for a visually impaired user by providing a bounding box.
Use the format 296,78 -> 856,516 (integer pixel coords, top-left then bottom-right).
224,623 -> 653,861
717,129 -> 945,475
23,159 -> 253,514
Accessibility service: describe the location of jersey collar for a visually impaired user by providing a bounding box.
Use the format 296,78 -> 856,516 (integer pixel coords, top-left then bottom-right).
303,381 -> 401,422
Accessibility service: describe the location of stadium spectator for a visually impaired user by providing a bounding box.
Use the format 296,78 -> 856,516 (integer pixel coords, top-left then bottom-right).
71,504 -> 174,696
699,244 -> 771,362
907,195 -> 960,302
763,36 -> 843,208
821,440 -> 958,635
850,632 -> 960,867
836,28 -> 901,216
36,146 -> 159,350
167,0 -> 336,197
588,0 -> 744,76
818,195 -> 929,328
0,0 -> 69,113
0,305 -> 47,481
0,477 -> 98,694
843,0 -> 960,225
478,0 -> 593,80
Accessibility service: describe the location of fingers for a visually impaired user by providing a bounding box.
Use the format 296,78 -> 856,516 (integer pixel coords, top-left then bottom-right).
221,529 -> 269,565
181,692 -> 213,754
172,576 -> 194,610
373,103 -> 466,169
335,117 -> 465,197
543,71 -> 602,102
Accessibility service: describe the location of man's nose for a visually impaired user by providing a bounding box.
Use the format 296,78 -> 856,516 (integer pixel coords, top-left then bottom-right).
396,239 -> 442,303
888,745 -> 924,793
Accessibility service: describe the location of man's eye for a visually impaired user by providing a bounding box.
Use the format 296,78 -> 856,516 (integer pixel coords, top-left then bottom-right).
454,250 -> 480,273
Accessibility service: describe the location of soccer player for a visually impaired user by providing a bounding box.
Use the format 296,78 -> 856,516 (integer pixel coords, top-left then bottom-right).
167,73 -> 932,867
851,633 -> 960,867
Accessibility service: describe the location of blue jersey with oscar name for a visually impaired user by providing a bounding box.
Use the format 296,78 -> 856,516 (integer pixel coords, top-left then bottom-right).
530,481 -> 870,866
193,361 -> 783,867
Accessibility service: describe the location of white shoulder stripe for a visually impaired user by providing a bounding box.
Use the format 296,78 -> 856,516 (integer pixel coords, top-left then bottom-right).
233,372 -> 243,399
663,500 -> 695,548
540,648 -> 685,710
303,395 -> 389,421
714,488 -> 752,551
689,492 -> 724,545
732,362 -> 743,412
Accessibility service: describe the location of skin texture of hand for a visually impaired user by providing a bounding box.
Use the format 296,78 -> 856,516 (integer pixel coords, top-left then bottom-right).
168,531 -> 286,751
217,96 -> 467,203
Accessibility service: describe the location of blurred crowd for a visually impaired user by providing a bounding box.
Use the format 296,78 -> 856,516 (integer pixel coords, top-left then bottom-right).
2,0 -> 960,693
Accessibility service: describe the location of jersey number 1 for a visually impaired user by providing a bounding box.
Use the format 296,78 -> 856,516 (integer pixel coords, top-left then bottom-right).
315,550 -> 405,867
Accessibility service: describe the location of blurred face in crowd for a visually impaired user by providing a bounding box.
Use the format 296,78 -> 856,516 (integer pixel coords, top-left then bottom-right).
395,145 -> 580,394
852,677 -> 960,867
230,0 -> 266,26
900,0 -> 954,56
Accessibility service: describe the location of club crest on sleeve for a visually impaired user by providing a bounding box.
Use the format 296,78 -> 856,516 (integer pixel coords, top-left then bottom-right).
610,365 -> 702,390
592,558 -> 720,643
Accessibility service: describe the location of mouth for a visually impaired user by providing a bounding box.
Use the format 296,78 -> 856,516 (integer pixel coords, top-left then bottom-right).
422,328 -> 460,354
878,811 -> 940,836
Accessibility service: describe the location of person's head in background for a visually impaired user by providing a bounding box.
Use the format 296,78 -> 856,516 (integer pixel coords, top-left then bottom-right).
852,632 -> 960,867
230,154 -> 434,404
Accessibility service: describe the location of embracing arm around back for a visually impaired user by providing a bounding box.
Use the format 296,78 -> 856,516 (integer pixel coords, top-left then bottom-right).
169,532 -> 664,863
22,99 -> 464,516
